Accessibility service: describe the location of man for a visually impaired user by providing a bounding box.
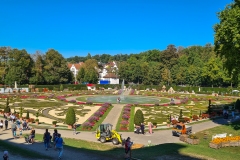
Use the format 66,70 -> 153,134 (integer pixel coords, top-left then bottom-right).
4,119 -> 8,130
140,123 -> 145,135
73,123 -> 77,135
11,120 -> 17,138
55,134 -> 64,159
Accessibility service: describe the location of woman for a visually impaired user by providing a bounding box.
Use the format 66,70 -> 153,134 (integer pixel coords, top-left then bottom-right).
29,128 -> 35,144
148,122 -> 153,134
55,134 -> 64,159
43,129 -> 51,150
125,137 -> 133,159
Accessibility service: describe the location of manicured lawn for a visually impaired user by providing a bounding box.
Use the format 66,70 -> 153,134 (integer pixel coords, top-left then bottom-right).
0,139 -> 52,159
33,120 -> 240,160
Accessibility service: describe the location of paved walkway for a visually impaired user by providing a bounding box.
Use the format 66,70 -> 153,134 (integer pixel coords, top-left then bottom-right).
0,117 -> 237,160
102,104 -> 125,129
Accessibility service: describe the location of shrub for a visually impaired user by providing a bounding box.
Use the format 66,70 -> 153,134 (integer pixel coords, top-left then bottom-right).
235,99 -> 240,110
26,110 -> 30,119
35,119 -> 39,122
52,121 -> 57,125
134,109 -> 144,126
178,109 -> 185,122
60,84 -> 63,91
4,97 -> 11,113
65,107 -> 76,126
192,115 -> 199,120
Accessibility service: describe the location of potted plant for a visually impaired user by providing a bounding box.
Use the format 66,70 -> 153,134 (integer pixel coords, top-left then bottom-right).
52,121 -> 57,127
35,119 -> 39,125
186,134 -> 199,145
152,122 -> 157,128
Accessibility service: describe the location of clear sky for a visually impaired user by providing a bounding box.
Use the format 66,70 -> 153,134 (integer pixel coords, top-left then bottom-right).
0,0 -> 232,58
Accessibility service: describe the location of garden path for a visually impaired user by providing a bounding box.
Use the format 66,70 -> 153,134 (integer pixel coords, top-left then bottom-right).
102,104 -> 125,129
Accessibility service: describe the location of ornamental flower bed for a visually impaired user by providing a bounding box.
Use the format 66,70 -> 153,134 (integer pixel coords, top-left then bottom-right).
210,136 -> 240,149
81,103 -> 111,130
119,105 -> 132,131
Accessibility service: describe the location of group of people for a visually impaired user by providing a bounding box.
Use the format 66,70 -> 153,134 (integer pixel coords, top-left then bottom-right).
43,129 -> 64,159
134,122 -> 153,134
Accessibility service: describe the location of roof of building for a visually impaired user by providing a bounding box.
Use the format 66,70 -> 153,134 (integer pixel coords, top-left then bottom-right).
103,73 -> 119,78
67,62 -> 84,70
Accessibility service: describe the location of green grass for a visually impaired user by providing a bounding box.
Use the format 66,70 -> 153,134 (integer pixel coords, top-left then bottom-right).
0,139 -> 52,159
33,120 -> 240,160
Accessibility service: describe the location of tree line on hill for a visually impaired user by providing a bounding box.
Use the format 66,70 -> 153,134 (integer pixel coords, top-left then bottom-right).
0,44 -> 239,87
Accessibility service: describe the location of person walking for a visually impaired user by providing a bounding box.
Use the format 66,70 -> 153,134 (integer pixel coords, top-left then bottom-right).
43,129 -> 51,150
4,119 -> 8,130
29,128 -> 35,144
55,134 -> 64,159
3,151 -> 9,160
52,129 -> 58,150
148,122 -> 153,134
140,123 -> 145,135
11,120 -> 17,139
125,137 -> 133,160
73,123 -> 77,135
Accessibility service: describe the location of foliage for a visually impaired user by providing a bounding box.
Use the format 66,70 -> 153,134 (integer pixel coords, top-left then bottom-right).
26,110 -> 30,119
60,84 -> 63,91
235,99 -> 240,110
134,109 -> 144,126
4,98 -> 11,113
214,0 -> 240,77
199,110 -> 202,117
52,121 -> 57,125
178,109 -> 184,122
65,107 -> 76,125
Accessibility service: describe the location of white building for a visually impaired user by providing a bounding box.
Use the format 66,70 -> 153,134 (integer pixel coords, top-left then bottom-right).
99,61 -> 119,84
67,62 -> 84,83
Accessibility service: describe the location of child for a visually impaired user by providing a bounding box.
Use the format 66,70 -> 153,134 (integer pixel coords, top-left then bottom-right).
3,151 -> 9,160
19,128 -> 23,137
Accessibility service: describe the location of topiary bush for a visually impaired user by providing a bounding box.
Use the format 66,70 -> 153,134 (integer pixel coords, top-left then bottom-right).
60,84 -> 63,91
134,109 -> 144,126
178,109 -> 185,122
4,97 -> 11,113
65,107 -> 76,126
26,110 -> 30,119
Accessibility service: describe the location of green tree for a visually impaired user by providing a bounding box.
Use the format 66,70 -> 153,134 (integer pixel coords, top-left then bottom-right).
178,109 -> 184,123
77,67 -> 85,83
26,110 -> 30,119
29,52 -> 45,84
60,84 -> 63,91
43,49 -> 72,84
134,109 -> 144,126
5,49 -> 34,85
214,0 -> 240,76
65,107 -> 76,125
4,97 -> 11,113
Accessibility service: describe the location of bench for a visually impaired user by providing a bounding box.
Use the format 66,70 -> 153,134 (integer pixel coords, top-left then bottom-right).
212,133 -> 227,140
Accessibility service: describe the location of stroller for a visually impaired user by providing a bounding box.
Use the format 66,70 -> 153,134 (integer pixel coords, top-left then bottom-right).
25,135 -> 32,144
134,127 -> 142,134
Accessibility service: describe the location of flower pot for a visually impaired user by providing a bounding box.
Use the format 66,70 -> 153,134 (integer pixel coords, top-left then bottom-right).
199,117 -> 202,120
53,124 -> 56,127
68,125 -> 72,129
186,138 -> 199,145
35,122 -> 39,125
167,124 -> 170,127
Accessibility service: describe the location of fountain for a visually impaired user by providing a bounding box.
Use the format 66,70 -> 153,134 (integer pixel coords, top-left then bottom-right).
120,79 -> 125,100
84,79 -> 169,104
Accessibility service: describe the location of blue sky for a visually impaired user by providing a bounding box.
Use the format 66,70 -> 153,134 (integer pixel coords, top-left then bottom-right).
0,0 -> 232,58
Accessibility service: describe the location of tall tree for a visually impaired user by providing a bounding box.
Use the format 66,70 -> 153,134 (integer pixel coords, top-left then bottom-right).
43,49 -> 72,84
214,0 -> 240,76
29,52 -> 45,84
5,49 -> 33,85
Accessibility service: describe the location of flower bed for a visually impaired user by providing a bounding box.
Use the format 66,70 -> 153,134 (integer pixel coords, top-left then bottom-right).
210,136 -> 240,149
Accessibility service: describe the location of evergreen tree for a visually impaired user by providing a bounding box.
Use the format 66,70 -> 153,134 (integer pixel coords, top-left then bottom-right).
178,109 -> 184,122
65,107 -> 76,125
134,109 -> 144,126
4,97 -> 11,113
